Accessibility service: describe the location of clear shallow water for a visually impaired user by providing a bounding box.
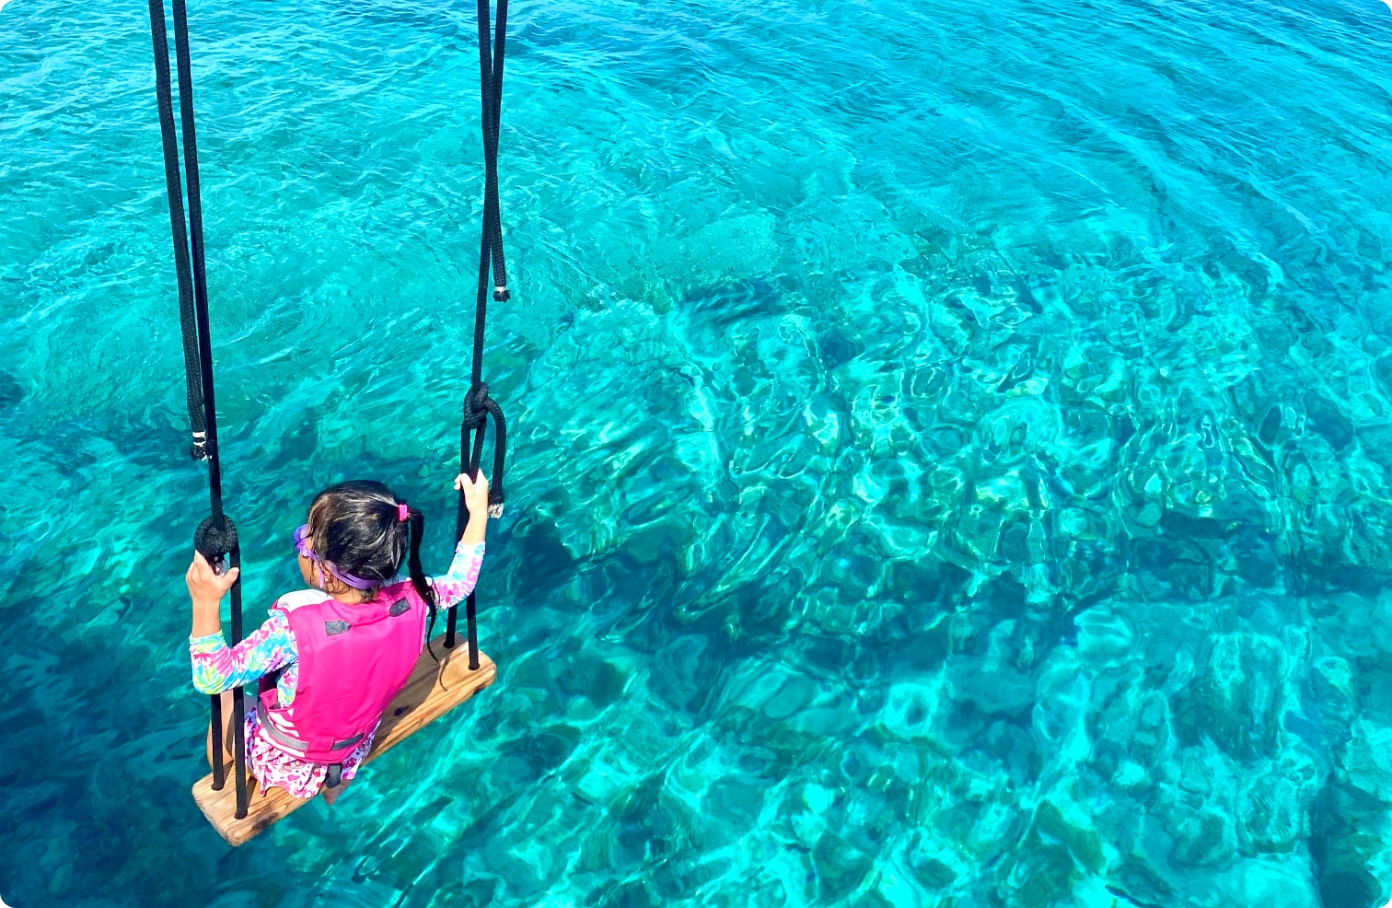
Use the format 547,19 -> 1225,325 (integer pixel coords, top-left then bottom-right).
3,0 -> 1392,904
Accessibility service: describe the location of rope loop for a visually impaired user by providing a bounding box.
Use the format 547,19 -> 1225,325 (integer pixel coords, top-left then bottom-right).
484,398 -> 506,517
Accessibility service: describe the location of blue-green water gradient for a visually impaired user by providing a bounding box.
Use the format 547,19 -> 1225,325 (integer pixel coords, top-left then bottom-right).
3,0 -> 1392,905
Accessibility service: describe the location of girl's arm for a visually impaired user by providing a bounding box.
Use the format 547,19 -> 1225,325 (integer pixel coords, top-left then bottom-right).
186,550 -> 295,693
455,471 -> 489,547
429,470 -> 490,611
190,610 -> 297,694
188,550 -> 239,638
430,541 -> 486,612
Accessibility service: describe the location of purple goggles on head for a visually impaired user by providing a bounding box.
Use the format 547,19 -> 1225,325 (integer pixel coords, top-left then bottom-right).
293,524 -> 376,591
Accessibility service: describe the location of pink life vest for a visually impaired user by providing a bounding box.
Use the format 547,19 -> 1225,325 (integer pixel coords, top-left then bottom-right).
256,581 -> 427,765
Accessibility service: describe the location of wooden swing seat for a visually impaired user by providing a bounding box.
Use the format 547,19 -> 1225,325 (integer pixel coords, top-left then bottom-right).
192,635 -> 496,846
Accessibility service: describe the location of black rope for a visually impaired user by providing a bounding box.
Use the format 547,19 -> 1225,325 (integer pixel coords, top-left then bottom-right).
478,0 -> 510,325
149,0 -> 249,820
172,0 -> 220,497
448,0 -> 511,665
147,0 -> 205,462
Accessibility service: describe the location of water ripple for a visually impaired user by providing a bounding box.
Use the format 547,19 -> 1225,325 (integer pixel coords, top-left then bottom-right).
4,0 -> 1392,904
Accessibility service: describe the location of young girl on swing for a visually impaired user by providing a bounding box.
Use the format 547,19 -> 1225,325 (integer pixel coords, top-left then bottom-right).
185,471 -> 490,803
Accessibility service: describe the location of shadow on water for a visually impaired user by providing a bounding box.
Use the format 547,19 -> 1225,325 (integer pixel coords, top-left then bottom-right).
0,368 -> 24,412
681,277 -> 789,331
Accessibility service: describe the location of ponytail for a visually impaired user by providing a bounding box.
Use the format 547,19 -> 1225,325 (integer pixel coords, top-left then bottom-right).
402,506 -> 440,659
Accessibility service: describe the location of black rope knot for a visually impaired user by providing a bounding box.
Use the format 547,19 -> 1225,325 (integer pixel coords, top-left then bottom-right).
459,382 -> 507,518
195,514 -> 239,570
463,382 -> 491,430
493,286 -> 510,302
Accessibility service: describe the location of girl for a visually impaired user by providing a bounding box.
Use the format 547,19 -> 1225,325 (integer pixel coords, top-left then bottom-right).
186,472 -> 490,803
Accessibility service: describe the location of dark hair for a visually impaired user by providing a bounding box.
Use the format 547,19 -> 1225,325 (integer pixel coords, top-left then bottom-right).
306,480 -> 437,629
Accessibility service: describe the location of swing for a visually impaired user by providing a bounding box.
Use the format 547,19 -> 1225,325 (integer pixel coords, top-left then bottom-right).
147,0 -> 513,847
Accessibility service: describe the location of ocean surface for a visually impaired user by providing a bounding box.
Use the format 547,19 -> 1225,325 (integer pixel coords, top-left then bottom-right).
3,0 -> 1392,904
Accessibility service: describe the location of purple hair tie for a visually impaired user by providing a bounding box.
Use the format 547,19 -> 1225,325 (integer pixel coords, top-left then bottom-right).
397,503 -> 410,523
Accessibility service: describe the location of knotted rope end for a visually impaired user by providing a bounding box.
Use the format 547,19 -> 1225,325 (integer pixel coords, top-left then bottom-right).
194,514 -> 239,572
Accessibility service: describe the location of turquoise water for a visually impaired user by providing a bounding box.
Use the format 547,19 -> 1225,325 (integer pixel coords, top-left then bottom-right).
4,0 -> 1392,903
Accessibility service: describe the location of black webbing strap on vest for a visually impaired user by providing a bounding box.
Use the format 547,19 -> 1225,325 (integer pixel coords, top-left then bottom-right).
148,0 -> 249,820
447,0 -> 511,671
